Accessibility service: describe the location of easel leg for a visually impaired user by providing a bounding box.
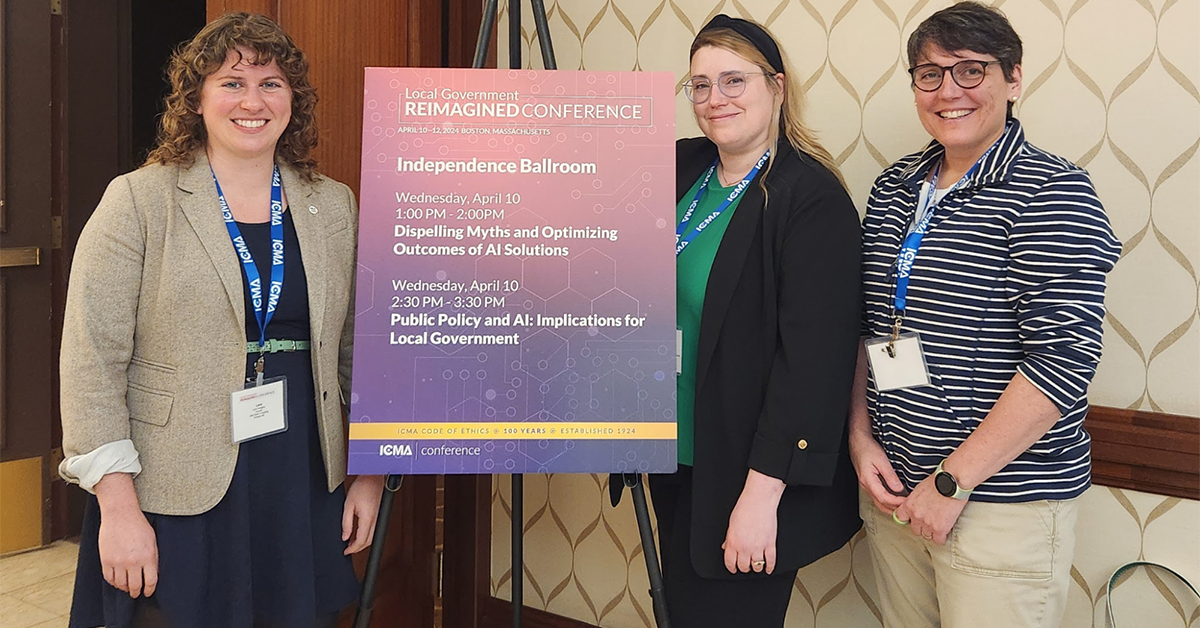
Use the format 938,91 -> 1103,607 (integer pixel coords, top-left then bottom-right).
512,473 -> 524,627
529,0 -> 556,69
353,474 -> 405,628
509,0 -> 527,624
509,0 -> 522,70
472,0 -> 499,69
624,473 -> 671,628
471,2 -> 557,627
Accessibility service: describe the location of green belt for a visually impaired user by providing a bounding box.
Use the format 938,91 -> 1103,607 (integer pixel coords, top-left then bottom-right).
246,339 -> 311,354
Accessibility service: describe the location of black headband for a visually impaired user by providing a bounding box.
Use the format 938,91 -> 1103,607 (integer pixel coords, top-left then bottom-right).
698,14 -> 784,74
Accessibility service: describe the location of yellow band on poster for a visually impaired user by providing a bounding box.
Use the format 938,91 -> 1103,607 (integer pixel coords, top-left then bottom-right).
349,422 -> 677,440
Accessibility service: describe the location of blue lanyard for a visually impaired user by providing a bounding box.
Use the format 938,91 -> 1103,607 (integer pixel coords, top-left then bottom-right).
676,150 -> 769,257
214,165 -> 285,349
892,141 -> 1000,314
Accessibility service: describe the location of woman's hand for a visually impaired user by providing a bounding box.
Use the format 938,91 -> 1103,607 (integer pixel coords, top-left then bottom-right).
890,373 -> 1061,545
891,475 -> 966,545
722,469 -> 784,575
94,473 -> 158,598
847,340 -> 906,513
342,475 -> 386,554
848,430 -> 906,513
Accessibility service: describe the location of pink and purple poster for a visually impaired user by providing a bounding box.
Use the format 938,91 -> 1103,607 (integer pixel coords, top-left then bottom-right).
348,68 -> 677,475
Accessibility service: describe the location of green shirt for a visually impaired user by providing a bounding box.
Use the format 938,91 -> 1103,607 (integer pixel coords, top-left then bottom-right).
675,173 -> 744,466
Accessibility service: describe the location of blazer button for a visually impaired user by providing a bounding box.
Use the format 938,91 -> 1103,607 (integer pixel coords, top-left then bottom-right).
797,439 -> 808,450
309,205 -> 319,214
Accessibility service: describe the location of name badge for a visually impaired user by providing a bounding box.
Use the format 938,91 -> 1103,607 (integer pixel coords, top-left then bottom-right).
230,377 -> 289,443
864,333 -> 931,391
676,328 -> 683,375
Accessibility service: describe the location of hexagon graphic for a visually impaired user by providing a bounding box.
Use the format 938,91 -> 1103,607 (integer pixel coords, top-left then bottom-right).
520,329 -> 569,381
503,206 -> 550,234
472,255 -> 522,290
590,369 -> 641,421
568,248 -> 616,299
545,288 -> 591,319
521,256 -> 569,299
592,287 -> 639,319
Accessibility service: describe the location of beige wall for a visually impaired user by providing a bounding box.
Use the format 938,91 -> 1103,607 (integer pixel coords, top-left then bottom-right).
492,479 -> 1200,628
491,1 -> 1200,626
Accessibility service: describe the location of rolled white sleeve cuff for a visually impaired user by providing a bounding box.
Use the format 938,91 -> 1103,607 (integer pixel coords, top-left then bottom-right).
59,439 -> 142,493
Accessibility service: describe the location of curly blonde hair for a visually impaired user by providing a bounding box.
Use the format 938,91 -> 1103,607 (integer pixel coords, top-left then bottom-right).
144,12 -> 319,180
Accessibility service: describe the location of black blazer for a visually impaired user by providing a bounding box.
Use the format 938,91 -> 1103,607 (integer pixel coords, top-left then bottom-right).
677,136 -> 862,578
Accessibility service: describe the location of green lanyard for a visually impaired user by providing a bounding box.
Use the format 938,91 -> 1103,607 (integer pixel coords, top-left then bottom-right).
1107,561 -> 1198,626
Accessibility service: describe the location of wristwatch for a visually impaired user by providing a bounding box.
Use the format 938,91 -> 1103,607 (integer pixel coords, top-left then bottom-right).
934,460 -> 972,500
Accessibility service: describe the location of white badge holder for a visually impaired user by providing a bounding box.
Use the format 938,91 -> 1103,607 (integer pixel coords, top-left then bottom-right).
864,332 -> 932,391
676,328 -> 683,375
230,376 -> 289,443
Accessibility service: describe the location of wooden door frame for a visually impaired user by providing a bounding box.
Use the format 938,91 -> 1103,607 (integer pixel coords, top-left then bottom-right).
1,0 -> 56,553
442,475 -> 493,627
0,0 -> 54,465
47,0 -> 137,543
0,0 -> 138,551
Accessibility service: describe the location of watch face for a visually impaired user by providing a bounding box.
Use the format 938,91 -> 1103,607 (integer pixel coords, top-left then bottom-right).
935,471 -> 957,497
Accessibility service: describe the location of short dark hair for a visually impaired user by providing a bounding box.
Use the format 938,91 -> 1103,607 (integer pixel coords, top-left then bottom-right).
907,1 -> 1023,82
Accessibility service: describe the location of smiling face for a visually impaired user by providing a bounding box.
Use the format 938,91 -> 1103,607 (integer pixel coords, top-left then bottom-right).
197,47 -> 292,164
914,45 -> 1021,165
689,45 -> 784,158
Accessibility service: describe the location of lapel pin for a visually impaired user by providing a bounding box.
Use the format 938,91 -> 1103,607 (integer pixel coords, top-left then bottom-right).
308,205 -> 318,214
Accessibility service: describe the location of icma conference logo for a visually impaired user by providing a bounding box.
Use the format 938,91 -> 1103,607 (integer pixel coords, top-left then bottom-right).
379,443 -> 414,456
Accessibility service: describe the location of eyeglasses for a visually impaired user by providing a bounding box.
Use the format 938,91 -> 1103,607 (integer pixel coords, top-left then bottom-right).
683,71 -> 773,104
908,60 -> 998,92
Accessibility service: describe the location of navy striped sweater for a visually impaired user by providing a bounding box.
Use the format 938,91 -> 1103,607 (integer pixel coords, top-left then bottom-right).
861,120 -> 1122,502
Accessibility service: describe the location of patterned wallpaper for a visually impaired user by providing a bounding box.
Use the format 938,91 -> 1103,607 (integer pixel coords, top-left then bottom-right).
489,1 -> 1200,627
493,479 -> 1200,628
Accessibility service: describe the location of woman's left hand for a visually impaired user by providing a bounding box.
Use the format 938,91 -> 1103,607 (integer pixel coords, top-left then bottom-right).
892,475 -> 967,545
342,475 -> 386,554
722,469 -> 785,575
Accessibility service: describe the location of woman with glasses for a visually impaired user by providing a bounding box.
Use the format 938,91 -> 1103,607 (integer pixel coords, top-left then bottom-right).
651,14 -> 862,626
849,3 -> 1120,626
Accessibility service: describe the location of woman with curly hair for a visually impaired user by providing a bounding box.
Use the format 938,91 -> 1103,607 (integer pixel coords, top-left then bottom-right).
60,13 -> 381,628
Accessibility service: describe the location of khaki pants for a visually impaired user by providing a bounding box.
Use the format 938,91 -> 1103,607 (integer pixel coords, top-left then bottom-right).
860,490 -> 1078,628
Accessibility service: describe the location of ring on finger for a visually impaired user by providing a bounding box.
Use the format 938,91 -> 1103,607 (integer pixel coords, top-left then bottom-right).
892,510 -> 910,526
751,559 -> 766,568
922,531 -> 933,540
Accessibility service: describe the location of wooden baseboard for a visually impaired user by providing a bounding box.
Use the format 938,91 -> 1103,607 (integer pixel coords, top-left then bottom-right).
481,597 -> 599,628
1087,406 -> 1199,500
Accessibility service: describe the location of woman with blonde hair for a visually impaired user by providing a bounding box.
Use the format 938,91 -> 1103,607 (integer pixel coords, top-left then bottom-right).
61,13 -> 381,628
651,14 -> 862,626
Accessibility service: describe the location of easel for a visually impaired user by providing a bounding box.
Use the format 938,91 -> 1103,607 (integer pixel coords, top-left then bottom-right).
354,2 -> 670,626
353,475 -> 404,628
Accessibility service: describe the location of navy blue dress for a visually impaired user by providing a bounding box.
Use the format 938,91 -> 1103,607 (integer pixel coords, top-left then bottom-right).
70,210 -> 360,628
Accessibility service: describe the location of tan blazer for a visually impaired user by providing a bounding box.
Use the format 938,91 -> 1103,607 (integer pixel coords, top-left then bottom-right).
60,152 -> 357,515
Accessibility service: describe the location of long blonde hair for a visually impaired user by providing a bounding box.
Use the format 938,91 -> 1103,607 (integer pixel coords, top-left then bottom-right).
690,26 -> 846,190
